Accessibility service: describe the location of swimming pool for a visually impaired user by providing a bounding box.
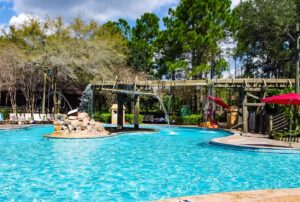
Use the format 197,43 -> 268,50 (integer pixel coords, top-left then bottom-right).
0,126 -> 299,201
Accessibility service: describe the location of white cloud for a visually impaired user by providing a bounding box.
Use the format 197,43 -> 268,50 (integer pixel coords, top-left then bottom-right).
10,0 -> 177,22
9,13 -> 40,27
231,0 -> 241,9
0,24 -> 5,35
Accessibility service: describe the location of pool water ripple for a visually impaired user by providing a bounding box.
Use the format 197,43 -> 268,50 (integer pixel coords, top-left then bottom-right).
0,126 -> 300,201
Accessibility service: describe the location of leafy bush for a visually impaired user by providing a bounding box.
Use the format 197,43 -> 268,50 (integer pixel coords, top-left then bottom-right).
171,114 -> 202,125
170,115 -> 183,124
93,113 -> 144,124
182,114 -> 202,125
0,109 -> 10,119
125,114 -> 144,124
93,113 -> 111,123
271,126 -> 300,139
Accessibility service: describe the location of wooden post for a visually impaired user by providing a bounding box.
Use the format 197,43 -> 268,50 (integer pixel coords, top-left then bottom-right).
242,93 -> 248,133
134,95 -> 140,129
267,115 -> 273,134
117,94 -> 124,130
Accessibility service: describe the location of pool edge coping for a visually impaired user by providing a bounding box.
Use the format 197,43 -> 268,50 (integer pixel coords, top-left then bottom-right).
155,188 -> 300,202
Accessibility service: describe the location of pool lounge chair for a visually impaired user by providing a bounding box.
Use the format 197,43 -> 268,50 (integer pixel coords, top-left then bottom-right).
154,117 -> 166,124
143,115 -> 155,123
40,114 -> 52,124
9,113 -> 18,124
33,114 -> 42,124
24,113 -> 33,124
17,113 -> 25,124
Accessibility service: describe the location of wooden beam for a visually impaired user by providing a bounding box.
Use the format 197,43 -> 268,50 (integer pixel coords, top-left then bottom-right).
244,103 -> 265,107
91,78 -> 295,89
246,93 -> 260,100
101,88 -> 156,96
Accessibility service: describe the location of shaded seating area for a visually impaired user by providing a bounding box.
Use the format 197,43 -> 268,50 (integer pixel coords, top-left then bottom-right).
143,115 -> 154,123
143,115 -> 167,124
4,113 -> 54,125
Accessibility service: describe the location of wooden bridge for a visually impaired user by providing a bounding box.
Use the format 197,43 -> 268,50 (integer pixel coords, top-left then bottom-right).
91,78 -> 295,132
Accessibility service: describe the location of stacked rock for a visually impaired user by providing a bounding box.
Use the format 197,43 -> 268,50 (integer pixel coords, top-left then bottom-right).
54,111 -> 108,136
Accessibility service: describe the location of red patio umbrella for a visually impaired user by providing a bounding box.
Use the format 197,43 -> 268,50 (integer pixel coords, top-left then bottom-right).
208,96 -> 230,109
261,92 -> 300,146
261,93 -> 300,105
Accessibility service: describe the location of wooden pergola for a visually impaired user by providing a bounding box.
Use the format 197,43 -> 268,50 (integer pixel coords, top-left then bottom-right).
91,78 -> 295,132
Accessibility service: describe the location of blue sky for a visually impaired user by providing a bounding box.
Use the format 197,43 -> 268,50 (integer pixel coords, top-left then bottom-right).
0,0 -> 179,28
0,0 -> 240,27
0,1 -> 14,25
0,0 -> 240,78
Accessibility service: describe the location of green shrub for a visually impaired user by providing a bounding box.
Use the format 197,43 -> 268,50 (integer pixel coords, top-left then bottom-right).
0,109 -> 10,119
182,114 -> 202,125
93,113 -> 111,123
125,114 -> 144,124
170,115 -> 183,125
171,114 -> 202,125
93,113 -> 144,124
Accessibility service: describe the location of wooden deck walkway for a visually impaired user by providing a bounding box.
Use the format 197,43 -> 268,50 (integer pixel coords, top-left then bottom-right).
91,78 -> 295,92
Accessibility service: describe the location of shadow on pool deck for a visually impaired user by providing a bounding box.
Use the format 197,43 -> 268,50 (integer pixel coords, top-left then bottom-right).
210,131 -> 300,150
242,144 -> 292,148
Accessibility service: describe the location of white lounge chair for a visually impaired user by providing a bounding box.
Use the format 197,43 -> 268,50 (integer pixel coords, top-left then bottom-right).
9,113 -> 18,124
40,114 -> 52,124
17,113 -> 25,124
25,113 -> 33,124
33,114 -> 42,124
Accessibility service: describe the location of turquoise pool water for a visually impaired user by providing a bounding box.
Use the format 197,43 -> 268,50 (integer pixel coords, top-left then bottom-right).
0,126 -> 299,201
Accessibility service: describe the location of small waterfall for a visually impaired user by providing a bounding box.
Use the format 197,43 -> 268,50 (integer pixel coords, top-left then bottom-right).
154,94 -> 170,126
78,84 -> 93,114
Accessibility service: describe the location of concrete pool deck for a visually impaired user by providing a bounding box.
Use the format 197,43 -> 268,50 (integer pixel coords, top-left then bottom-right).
210,131 -> 300,150
157,188 -> 300,202
0,124 -> 35,130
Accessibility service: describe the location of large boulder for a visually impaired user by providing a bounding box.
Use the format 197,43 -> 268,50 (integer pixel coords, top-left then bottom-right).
71,120 -> 79,129
81,118 -> 89,129
68,124 -> 74,131
95,122 -> 105,132
87,125 -> 93,132
64,119 -> 71,125
68,116 -> 78,120
55,110 -> 107,136
53,120 -> 62,126
78,112 -> 89,121
90,119 -> 96,125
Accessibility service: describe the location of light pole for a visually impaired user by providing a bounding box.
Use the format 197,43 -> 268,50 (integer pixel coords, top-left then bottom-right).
296,23 -> 299,94
283,22 -> 300,93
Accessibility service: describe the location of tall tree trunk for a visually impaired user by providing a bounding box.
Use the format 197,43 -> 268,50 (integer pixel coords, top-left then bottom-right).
31,95 -> 35,115
9,89 -> 17,114
52,80 -> 57,114
41,71 -> 47,114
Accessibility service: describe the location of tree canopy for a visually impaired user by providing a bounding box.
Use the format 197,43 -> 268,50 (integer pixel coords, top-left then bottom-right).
233,0 -> 297,78
157,0 -> 234,79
